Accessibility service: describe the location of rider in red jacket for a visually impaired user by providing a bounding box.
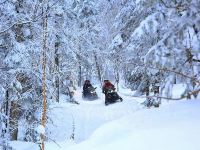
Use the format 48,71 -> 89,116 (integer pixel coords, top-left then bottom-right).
102,80 -> 123,105
102,80 -> 115,94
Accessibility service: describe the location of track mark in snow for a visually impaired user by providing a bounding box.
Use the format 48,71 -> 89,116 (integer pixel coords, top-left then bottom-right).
47,88 -> 142,143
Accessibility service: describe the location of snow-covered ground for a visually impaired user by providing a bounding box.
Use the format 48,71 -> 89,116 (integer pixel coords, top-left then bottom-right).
46,87 -> 141,143
10,85 -> 200,150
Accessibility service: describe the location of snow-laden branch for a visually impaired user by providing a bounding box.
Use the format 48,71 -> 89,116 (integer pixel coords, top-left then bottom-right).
0,0 -> 60,35
0,20 -> 33,35
144,21 -> 185,62
159,0 -> 177,9
159,0 -> 186,12
0,0 -> 7,5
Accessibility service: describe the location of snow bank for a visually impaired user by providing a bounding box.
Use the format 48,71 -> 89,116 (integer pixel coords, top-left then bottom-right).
67,99 -> 200,150
10,88 -> 200,150
9,141 -> 39,150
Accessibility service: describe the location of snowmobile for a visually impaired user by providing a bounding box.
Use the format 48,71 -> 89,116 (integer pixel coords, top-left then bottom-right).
142,96 -> 161,108
82,86 -> 98,100
105,89 -> 123,106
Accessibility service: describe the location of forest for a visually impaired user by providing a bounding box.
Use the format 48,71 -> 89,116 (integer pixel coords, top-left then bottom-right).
0,0 -> 200,150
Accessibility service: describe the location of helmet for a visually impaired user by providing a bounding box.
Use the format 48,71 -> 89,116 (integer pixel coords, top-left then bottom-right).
85,80 -> 90,83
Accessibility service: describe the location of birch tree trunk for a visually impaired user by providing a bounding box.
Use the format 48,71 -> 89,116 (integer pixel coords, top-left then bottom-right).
41,4 -> 48,150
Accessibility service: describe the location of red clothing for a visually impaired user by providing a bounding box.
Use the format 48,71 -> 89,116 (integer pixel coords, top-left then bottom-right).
102,82 -> 115,93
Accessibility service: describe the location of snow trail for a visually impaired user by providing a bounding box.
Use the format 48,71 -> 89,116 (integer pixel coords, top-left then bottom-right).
47,87 -> 141,143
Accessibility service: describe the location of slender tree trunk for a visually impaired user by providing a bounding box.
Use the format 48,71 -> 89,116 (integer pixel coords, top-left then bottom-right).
54,10 -> 63,102
186,30 -> 196,99
93,50 -> 102,87
10,102 -> 19,140
41,4 -> 48,150
114,56 -> 120,91
77,49 -> 82,87
55,40 -> 59,102
2,88 -> 11,150
78,65 -> 82,87
5,90 -> 9,135
116,71 -> 119,91
187,30 -> 195,89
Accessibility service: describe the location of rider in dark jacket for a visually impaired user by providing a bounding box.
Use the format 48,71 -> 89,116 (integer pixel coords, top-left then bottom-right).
83,80 -> 93,97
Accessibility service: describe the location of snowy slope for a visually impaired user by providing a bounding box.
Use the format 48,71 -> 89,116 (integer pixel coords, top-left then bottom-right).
67,99 -> 200,150
10,87 -> 200,150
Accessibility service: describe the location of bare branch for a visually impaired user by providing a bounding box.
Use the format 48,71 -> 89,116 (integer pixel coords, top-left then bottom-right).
193,59 -> 200,63
134,63 -> 200,85
132,88 -> 200,101
46,137 -> 62,148
0,67 -> 15,71
160,67 -> 200,84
